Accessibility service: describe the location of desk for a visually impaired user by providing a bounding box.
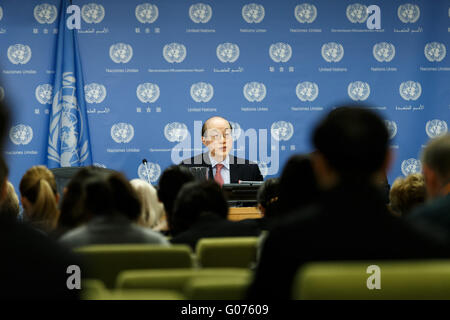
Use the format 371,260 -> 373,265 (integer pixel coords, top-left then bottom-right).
228,207 -> 262,221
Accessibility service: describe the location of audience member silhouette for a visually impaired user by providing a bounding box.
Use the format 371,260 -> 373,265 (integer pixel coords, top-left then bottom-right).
170,180 -> 260,249
248,106 -> 450,300
389,173 -> 426,216
130,178 -> 165,229
0,180 -> 20,222
59,169 -> 168,249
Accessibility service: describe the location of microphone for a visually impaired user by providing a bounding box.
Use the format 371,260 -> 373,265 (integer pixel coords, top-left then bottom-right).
142,158 -> 151,185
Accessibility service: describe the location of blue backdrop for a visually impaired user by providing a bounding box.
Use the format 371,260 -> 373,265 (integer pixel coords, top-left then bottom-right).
0,0 -> 449,195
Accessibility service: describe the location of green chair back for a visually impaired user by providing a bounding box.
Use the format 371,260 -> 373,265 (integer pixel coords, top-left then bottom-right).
294,260 -> 450,300
184,276 -> 252,300
117,268 -> 251,292
74,244 -> 193,288
196,237 -> 259,268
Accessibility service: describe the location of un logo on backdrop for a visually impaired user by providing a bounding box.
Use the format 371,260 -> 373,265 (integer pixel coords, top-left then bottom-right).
271,121 -> 294,141
189,3 -> 212,23
229,121 -> 242,141
243,82 -> 266,102
401,158 -> 422,176
135,3 -> 159,23
35,84 -> 53,105
269,43 -> 292,63
111,123 -> 134,143
242,3 -> 265,23
426,120 -> 448,138
399,81 -> 422,101
109,43 -> 133,63
136,83 -> 160,103
7,44 -> 32,65
84,83 -> 107,104
384,120 -> 398,139
321,42 -> 344,62
9,124 -> 33,145
398,4 -> 420,23
190,82 -> 214,103
295,4 -> 317,23
348,81 -> 370,101
81,3 -> 105,24
138,162 -> 161,183
34,3 -> 58,24
424,42 -> 446,62
217,43 -> 240,63
164,122 -> 188,142
346,3 -> 368,23
296,81 -> 319,102
163,43 -> 187,63
373,42 -> 396,62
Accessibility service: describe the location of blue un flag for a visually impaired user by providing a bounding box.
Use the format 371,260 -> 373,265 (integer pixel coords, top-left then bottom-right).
47,0 -> 92,168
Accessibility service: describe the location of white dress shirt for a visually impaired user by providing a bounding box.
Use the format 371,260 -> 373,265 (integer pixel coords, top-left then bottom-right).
209,153 -> 230,184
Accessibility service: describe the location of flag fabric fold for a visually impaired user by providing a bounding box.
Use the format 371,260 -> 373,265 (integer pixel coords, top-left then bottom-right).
47,0 -> 92,168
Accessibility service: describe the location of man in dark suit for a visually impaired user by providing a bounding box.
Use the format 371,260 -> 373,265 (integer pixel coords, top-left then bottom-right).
181,116 -> 263,184
247,106 -> 450,300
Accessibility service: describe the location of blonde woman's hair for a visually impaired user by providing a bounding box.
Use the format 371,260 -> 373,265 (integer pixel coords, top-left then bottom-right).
130,179 -> 164,228
19,165 -> 59,232
389,173 -> 426,216
0,180 -> 20,221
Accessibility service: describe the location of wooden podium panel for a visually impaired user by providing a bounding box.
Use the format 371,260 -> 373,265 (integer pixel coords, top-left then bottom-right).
228,207 -> 262,221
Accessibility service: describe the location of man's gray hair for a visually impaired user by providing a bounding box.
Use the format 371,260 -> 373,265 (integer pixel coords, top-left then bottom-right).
422,133 -> 450,183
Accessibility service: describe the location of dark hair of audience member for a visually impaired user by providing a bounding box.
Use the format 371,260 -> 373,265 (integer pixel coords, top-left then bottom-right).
0,180 -> 20,222
157,165 -> 195,219
277,154 -> 320,215
58,166 -> 109,230
170,180 -> 229,236
256,178 -> 279,219
19,165 -> 59,232
312,105 -> 389,184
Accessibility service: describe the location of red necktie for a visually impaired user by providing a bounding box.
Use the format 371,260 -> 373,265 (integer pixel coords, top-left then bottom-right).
215,164 -> 224,186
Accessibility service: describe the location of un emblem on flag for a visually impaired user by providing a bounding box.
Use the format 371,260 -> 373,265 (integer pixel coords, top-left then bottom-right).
164,122 -> 188,142
398,4 -> 420,23
424,42 -> 446,62
9,124 -> 33,145
296,81 -> 318,102
401,158 -> 422,176
243,82 -> 266,102
217,43 -> 240,63
321,42 -> 344,62
81,3 -> 105,24
373,42 -> 396,62
137,83 -> 160,103
242,3 -> 265,23
294,4 -> 317,23
271,121 -> 294,141
35,84 -> 53,105
34,3 -> 58,24
136,3 -> 159,23
426,120 -> 448,138
229,121 -> 242,141
348,81 -> 370,101
138,162 -> 161,183
7,44 -> 32,65
163,43 -> 187,63
269,43 -> 292,63
190,82 -> 214,103
111,123 -> 134,143
189,3 -> 212,23
399,81 -> 421,101
109,43 -> 133,63
84,83 -> 107,104
346,4 -> 368,23
384,120 -> 398,140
